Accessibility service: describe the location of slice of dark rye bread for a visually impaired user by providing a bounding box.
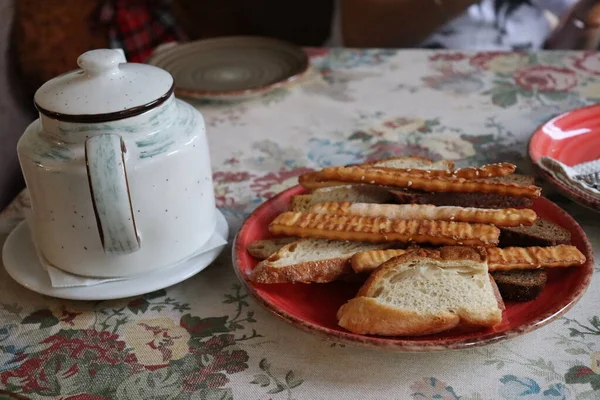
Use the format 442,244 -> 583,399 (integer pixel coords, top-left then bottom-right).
491,270 -> 547,301
390,174 -> 535,209
494,219 -> 571,301
499,218 -> 571,247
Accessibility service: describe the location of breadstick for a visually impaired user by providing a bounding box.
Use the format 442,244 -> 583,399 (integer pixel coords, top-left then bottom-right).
269,212 -> 500,247
351,249 -> 408,273
350,245 -> 586,274
486,245 -> 586,271
309,202 -> 537,227
300,166 -> 541,197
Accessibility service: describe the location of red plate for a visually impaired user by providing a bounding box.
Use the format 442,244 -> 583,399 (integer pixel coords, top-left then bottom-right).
529,104 -> 600,212
232,186 -> 595,351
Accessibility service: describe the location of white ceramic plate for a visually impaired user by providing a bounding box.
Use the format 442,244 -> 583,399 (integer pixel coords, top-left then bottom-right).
2,209 -> 229,300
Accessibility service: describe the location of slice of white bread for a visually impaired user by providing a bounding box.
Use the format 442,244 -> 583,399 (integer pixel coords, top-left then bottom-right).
248,238 -> 391,284
247,237 -> 299,260
290,184 -> 393,212
337,247 -> 503,336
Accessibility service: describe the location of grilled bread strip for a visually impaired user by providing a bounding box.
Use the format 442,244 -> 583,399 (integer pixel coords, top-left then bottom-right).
486,245 -> 586,271
298,163 -> 513,189
337,247 -> 503,336
269,212 -> 500,247
248,239 -> 391,284
308,202 -> 537,227
351,245 -> 585,274
300,166 -> 541,197
352,249 -> 409,273
299,157 -> 454,190
300,161 -> 510,187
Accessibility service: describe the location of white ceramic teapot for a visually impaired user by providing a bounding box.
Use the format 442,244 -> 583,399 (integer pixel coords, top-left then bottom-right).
17,49 -> 216,278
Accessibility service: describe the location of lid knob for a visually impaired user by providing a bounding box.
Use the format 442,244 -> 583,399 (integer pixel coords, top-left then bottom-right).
77,49 -> 126,76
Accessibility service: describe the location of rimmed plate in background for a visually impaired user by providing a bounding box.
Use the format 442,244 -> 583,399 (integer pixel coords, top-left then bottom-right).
147,36 -> 309,100
529,104 -> 600,212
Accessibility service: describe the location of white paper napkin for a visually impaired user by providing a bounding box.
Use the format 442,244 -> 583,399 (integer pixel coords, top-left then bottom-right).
538,156 -> 600,198
41,231 -> 227,288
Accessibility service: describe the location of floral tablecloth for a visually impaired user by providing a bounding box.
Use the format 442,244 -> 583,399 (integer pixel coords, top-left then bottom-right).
1,48 -> 600,400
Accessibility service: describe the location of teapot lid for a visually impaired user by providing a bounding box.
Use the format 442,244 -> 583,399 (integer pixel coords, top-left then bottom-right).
34,49 -> 174,123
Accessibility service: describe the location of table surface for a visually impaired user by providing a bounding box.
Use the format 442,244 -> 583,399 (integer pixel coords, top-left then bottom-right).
1,48 -> 599,400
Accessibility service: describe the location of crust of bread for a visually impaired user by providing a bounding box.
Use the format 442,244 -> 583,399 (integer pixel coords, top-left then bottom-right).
249,239 -> 391,283
337,297 -> 461,336
487,245 -> 586,271
301,166 -> 541,197
489,274 -> 506,311
250,256 -> 353,284
309,202 -> 537,227
246,237 -> 299,260
269,212 -> 500,246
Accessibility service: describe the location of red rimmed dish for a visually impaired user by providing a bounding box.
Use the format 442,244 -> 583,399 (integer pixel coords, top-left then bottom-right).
147,36 -> 309,101
232,185 -> 594,352
529,104 -> 600,212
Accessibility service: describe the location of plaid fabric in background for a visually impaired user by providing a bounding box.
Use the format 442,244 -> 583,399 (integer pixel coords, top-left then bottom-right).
96,0 -> 187,62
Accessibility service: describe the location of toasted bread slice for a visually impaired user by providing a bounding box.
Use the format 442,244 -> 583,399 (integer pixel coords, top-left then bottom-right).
290,185 -> 393,212
299,157 -> 454,190
499,218 -> 571,247
301,166 -> 541,197
248,239 -> 390,284
247,237 -> 299,260
269,212 -> 500,247
308,202 -> 537,227
337,247 -> 503,336
491,270 -> 547,302
351,245 -> 585,274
